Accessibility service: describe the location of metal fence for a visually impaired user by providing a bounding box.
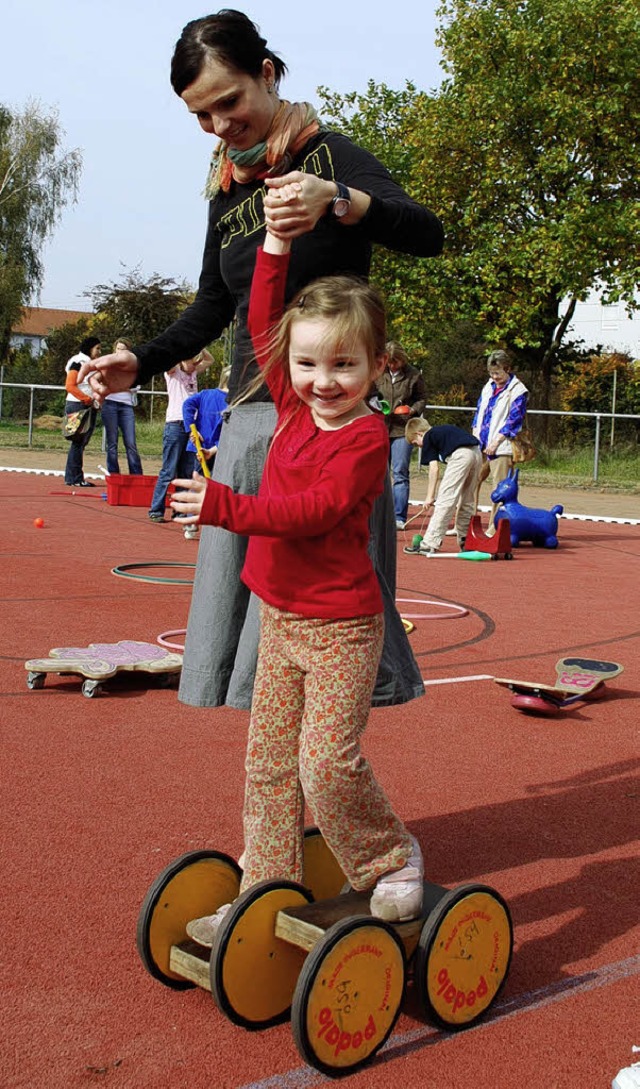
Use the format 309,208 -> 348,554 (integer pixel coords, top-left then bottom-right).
420,403 -> 640,483
0,380 -> 639,484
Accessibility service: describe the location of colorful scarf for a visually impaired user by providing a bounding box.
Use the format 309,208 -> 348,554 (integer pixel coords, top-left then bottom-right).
203,100 -> 319,200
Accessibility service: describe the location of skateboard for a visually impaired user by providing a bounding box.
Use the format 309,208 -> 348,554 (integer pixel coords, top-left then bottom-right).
494,657 -> 624,715
137,828 -> 513,1077
25,640 -> 183,698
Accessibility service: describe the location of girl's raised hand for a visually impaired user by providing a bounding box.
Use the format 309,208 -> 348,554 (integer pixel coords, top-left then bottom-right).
264,172 -> 336,238
170,472 -> 207,523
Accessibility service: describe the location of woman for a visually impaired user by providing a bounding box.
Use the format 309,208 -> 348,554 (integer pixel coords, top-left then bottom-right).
64,336 -> 101,487
81,9 -> 444,710
100,339 -> 143,476
472,350 -> 529,532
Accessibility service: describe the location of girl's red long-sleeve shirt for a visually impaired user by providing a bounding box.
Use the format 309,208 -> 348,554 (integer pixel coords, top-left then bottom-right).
200,248 -> 388,618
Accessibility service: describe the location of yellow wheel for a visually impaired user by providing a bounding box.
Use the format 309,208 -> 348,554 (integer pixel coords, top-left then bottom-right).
136,850 -> 241,989
210,879 -> 313,1029
303,827 -> 347,901
415,883 -> 513,1029
291,916 -> 406,1076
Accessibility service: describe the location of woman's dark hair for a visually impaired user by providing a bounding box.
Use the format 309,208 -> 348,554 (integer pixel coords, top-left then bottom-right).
79,336 -> 101,356
170,9 -> 287,96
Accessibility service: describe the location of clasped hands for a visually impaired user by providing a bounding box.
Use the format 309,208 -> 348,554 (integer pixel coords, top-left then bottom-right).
264,172 -> 335,239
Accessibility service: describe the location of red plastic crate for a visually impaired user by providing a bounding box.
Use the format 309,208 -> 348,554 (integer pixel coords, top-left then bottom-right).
106,473 -> 173,507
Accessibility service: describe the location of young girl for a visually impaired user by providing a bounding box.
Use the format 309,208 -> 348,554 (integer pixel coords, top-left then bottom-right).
171,202 -> 423,946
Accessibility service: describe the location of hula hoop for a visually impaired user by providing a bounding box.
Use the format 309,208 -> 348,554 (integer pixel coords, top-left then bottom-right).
111,562 -> 196,585
157,629 -> 187,651
397,597 -> 469,621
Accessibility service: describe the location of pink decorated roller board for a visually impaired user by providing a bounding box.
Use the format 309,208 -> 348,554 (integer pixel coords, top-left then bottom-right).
493,657 -> 624,715
25,640 -> 182,698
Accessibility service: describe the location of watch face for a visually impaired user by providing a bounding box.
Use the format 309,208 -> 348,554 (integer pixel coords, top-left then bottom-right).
333,198 -> 350,217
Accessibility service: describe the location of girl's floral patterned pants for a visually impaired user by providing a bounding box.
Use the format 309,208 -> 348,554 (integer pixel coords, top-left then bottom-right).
239,603 -> 413,895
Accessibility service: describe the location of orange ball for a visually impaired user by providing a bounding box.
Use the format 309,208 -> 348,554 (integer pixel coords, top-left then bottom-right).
33,517 -> 45,529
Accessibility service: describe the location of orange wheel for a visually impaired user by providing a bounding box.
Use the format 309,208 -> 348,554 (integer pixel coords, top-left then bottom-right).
303,827 -> 347,901
292,916 -> 405,1076
210,880 -> 313,1029
136,850 -> 241,989
415,883 -> 512,1029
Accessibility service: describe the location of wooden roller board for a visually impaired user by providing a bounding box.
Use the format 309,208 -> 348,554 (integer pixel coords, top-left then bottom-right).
494,656 -> 623,714
25,640 -> 183,698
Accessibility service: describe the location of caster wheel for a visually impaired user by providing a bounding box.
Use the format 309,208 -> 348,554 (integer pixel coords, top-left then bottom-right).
136,850 -> 241,989
82,679 -> 101,698
291,915 -> 405,1076
211,879 -> 313,1029
157,672 -> 174,689
303,827 -> 347,901
584,683 -> 607,701
505,553 -> 514,560
415,883 -> 512,1030
511,693 -> 561,715
27,671 -> 46,690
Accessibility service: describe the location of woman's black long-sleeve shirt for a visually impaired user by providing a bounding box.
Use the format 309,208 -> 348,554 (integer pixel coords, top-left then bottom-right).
135,130 -> 444,402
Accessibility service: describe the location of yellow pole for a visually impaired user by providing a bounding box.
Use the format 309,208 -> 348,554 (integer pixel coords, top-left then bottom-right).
189,424 -> 211,478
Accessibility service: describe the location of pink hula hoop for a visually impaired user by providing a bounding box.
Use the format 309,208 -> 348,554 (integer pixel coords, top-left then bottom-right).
396,598 -> 468,620
157,629 -> 186,651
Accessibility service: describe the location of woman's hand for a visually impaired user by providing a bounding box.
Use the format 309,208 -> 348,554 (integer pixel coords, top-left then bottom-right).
170,473 -> 207,523
264,172 -> 335,238
77,350 -> 138,405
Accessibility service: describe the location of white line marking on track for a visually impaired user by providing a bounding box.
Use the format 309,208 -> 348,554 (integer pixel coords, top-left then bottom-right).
422,674 -> 493,686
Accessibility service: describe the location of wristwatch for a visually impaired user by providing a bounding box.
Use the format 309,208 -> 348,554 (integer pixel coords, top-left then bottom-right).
329,181 -> 351,218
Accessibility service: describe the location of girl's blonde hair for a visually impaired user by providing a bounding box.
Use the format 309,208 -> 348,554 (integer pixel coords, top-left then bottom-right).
235,274 -> 387,408
114,336 -> 132,351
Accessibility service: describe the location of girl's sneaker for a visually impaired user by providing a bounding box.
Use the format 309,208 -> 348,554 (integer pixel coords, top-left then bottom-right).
186,903 -> 232,947
184,525 -> 199,540
369,836 -> 424,922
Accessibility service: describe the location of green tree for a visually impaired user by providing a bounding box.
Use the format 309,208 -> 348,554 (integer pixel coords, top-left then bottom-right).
319,0 -> 640,406
0,102 -> 81,361
559,351 -> 640,442
83,266 -> 194,347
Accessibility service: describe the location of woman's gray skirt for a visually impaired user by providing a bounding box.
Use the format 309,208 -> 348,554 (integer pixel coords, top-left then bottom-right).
178,402 -> 424,710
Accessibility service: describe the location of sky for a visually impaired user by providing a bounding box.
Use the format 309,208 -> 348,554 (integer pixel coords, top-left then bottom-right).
2,0 -> 444,311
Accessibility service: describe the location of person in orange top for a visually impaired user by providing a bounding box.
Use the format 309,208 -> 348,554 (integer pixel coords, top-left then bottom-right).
64,337 -> 101,486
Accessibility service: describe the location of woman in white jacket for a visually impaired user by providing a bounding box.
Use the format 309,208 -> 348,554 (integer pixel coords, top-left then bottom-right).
472,350 -> 528,531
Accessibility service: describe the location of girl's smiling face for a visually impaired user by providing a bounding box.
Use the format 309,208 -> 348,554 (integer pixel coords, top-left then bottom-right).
181,56 -> 278,150
288,318 -> 385,430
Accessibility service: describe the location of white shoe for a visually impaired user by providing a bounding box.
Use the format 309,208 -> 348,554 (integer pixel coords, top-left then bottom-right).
369,836 -> 423,922
184,525 -> 199,540
396,519 -> 406,530
186,902 -> 232,947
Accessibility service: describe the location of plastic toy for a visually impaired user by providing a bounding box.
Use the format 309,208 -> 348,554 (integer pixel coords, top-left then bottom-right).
137,828 -> 513,1077
25,640 -> 182,698
464,515 -> 513,560
491,469 -> 563,548
494,657 -> 624,715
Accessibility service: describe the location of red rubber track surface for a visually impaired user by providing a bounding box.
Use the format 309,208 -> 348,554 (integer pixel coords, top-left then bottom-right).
1,474 -> 638,1089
